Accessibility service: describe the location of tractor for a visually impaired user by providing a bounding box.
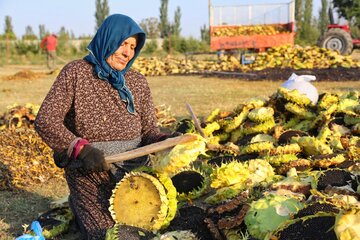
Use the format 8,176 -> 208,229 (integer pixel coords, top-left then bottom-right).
318,4 -> 360,55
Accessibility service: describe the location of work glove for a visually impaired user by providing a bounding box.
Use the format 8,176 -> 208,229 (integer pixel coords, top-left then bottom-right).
53,150 -> 71,168
77,145 -> 110,172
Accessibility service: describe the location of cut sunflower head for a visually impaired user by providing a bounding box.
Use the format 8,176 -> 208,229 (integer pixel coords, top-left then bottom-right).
151,134 -> 207,176
244,193 -> 304,239
109,172 -> 175,231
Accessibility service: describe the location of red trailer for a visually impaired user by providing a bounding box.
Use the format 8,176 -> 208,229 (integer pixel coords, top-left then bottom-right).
209,1 -> 296,53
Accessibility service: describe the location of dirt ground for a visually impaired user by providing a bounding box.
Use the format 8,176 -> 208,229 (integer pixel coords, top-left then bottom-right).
206,66 -> 360,81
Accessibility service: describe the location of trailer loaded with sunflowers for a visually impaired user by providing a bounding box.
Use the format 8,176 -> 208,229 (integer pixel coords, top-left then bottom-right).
1,83 -> 359,240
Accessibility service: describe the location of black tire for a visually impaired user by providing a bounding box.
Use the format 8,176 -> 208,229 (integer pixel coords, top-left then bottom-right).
318,28 -> 353,55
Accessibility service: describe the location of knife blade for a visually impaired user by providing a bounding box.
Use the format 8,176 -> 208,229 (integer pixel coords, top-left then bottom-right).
185,102 -> 207,139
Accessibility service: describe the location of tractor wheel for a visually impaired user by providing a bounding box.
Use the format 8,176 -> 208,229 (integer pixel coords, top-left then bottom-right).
318,28 -> 353,55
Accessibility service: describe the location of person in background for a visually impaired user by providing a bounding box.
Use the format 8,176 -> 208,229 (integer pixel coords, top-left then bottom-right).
40,33 -> 58,70
35,14 -> 175,239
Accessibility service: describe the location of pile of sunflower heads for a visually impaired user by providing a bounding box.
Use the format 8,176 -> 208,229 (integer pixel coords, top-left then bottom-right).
106,85 -> 360,240
211,25 -> 290,37
155,104 -> 177,130
0,127 -> 65,190
0,104 -> 64,190
0,103 -> 39,130
131,45 -> 360,76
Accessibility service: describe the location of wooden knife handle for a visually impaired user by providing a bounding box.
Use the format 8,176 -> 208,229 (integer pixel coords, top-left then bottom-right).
105,134 -> 198,164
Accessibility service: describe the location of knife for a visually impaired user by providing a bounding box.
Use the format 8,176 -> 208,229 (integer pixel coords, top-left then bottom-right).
186,102 -> 207,139
105,134 -> 198,164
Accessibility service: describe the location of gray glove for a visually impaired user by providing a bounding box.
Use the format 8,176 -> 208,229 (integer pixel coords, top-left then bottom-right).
53,150 -> 71,168
77,145 -> 110,172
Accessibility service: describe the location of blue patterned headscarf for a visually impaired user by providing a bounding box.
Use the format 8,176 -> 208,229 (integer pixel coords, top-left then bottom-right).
84,14 -> 146,114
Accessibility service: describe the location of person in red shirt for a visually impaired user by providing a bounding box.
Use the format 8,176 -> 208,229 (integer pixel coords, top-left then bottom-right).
40,33 -> 58,70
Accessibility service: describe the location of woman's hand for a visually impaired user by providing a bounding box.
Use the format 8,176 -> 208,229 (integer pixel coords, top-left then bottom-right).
53,150 -> 71,168
77,145 -> 110,172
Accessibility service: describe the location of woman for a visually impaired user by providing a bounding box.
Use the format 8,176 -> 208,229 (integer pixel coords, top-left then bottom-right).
35,14 -> 169,239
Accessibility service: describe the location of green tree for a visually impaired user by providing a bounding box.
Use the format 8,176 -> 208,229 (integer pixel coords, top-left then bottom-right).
318,0 -> 329,35
142,39 -> 158,54
298,0 -> 312,40
162,36 -> 209,53
295,0 -> 304,32
70,31 -> 75,39
171,6 -> 181,36
332,0 -> 360,27
139,17 -> 160,39
200,24 -> 210,43
295,0 -> 320,45
305,0 -> 313,26
95,0 -> 109,31
58,26 -> 70,40
39,24 -> 46,39
22,26 -> 37,40
3,16 -> 16,40
57,26 -> 74,55
159,0 -> 170,38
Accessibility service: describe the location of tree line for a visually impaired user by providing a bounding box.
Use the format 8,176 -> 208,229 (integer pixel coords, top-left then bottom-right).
0,0 -> 359,55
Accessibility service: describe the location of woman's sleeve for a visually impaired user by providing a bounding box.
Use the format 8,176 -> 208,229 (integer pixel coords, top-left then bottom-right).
34,63 -> 78,151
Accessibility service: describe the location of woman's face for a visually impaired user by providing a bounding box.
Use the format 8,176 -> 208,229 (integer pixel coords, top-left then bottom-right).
106,35 -> 137,71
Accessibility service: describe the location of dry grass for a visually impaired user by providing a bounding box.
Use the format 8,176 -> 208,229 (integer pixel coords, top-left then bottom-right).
149,75 -> 360,118
0,63 -> 359,239
0,180 -> 70,239
1,64 -> 359,117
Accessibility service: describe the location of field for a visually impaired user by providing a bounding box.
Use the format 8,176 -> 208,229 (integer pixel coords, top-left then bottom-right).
0,51 -> 359,239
